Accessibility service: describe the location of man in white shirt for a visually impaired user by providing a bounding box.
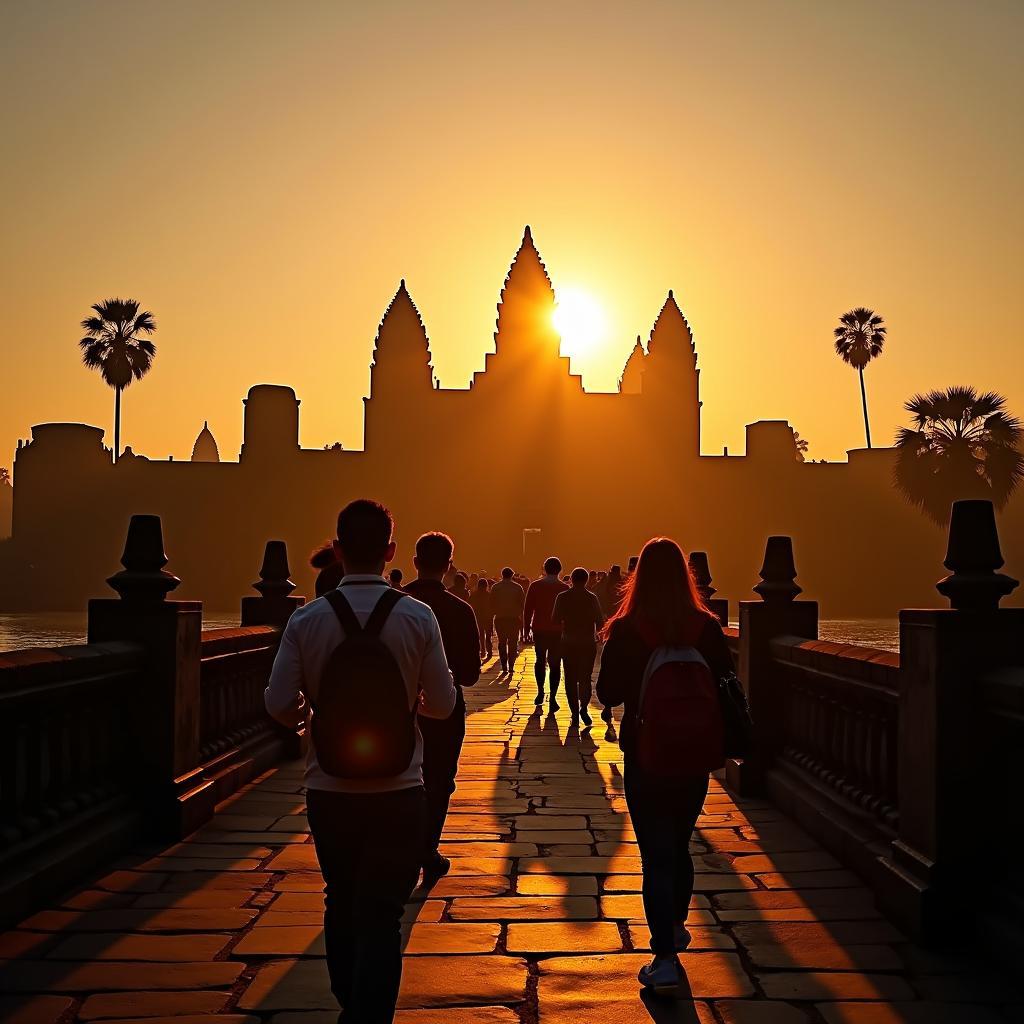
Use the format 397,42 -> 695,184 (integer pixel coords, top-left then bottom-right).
265,499 -> 455,1024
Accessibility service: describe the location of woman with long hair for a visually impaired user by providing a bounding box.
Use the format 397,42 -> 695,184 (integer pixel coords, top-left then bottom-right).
596,537 -> 733,990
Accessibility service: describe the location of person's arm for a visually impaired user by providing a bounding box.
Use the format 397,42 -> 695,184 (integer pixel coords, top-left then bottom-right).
455,605 -> 482,688
592,593 -> 605,634
264,617 -> 307,728
595,622 -> 629,708
522,582 -> 536,634
550,592 -> 566,630
699,617 -> 735,678
418,611 -> 457,719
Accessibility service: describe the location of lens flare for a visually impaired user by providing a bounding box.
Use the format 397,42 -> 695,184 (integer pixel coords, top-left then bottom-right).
553,286 -> 608,358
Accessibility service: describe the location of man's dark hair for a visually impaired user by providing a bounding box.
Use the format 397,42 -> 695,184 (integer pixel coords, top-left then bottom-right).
544,556 -> 562,575
389,568 -> 403,584
571,566 -> 589,586
501,566 -> 514,579
416,531 -> 454,573
336,499 -> 393,568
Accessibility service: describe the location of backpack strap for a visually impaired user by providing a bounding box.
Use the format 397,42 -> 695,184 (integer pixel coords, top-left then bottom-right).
363,587 -> 405,638
324,589 -> 363,636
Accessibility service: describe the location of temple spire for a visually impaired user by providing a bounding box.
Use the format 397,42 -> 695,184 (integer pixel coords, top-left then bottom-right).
645,290 -> 697,380
619,335 -> 646,394
491,225 -> 558,360
369,280 -> 434,398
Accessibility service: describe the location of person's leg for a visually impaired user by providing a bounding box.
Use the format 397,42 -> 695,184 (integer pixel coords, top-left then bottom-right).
533,633 -> 548,696
671,775 -> 710,922
624,763 -> 676,956
578,642 -> 597,722
420,704 -> 467,869
562,642 -> 580,717
348,787 -> 427,1024
547,633 -> 562,702
306,789 -> 361,1008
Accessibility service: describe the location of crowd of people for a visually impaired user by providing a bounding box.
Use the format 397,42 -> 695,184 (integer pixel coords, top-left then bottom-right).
267,499 -> 734,1022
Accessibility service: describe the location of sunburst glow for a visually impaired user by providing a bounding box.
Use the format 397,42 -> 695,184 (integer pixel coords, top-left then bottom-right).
553,286 -> 608,358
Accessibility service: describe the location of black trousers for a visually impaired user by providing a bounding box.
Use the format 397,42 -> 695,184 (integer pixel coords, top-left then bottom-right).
623,761 -> 709,956
562,639 -> 597,714
419,697 -> 467,861
533,629 -> 562,695
495,617 -> 519,668
306,786 -> 426,1023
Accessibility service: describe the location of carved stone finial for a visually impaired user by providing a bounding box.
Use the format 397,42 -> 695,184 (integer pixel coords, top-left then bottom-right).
936,499 -> 1018,611
107,514 -> 181,601
253,540 -> 296,599
688,551 -> 716,600
753,535 -> 801,603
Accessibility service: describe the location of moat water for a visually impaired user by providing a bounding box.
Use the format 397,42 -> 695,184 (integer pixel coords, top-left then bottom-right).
0,613 -> 900,654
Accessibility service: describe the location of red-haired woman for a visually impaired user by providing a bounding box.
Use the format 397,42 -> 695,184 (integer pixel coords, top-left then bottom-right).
596,537 -> 733,990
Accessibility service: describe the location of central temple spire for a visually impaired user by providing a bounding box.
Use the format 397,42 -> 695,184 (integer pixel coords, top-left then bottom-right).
492,225 -> 560,363
368,280 -> 434,399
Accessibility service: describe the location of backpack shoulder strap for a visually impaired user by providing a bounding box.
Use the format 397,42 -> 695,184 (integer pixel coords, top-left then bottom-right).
324,589 -> 362,637
363,587 -> 405,638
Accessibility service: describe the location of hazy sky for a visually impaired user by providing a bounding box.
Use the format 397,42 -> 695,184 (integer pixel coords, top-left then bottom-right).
2,0 -> 1021,466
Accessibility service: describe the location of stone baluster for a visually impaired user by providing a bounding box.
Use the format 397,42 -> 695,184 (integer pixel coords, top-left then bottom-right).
241,540 -> 305,627
88,514 -> 211,837
879,499 -> 1022,941
689,551 -> 729,626
728,535 -> 818,795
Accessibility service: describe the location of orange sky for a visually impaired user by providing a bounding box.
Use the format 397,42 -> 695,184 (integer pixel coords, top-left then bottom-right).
1,1 -> 1021,467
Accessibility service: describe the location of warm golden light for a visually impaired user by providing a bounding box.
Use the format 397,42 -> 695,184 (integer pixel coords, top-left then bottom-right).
553,287 -> 608,358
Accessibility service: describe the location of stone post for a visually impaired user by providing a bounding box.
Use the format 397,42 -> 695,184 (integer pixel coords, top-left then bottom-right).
88,514 -> 212,838
878,500 -> 1022,942
689,550 -> 729,626
241,540 -> 304,627
726,535 -> 818,796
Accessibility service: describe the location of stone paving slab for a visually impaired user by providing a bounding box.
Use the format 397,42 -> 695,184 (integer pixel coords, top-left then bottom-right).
77,990 -> 230,1020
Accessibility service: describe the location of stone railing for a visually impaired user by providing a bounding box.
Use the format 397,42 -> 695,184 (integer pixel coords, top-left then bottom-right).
717,500 -> 1023,955
0,516 -> 306,928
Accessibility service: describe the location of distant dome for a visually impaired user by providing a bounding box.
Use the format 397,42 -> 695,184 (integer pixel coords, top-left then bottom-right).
191,421 -> 220,463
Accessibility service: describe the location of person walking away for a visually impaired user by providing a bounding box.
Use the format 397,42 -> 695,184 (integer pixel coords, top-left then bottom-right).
596,537 -> 732,991
468,576 -> 493,660
523,556 -> 569,710
266,499 -> 456,1024
310,540 -> 344,597
448,570 -> 470,603
552,566 -> 604,726
490,567 -> 525,674
404,532 -> 481,883
388,567 -> 405,590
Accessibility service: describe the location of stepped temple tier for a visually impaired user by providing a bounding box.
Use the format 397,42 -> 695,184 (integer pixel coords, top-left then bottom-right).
6,227 -> 1023,613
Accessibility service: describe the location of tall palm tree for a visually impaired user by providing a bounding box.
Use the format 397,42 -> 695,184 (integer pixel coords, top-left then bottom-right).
79,299 -> 157,461
894,386 -> 1023,524
834,307 -> 886,448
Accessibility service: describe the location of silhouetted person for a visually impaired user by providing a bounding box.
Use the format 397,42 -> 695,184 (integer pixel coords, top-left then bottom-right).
596,537 -> 732,991
266,499 -> 455,1023
598,563 -> 623,617
448,570 -> 470,603
310,539 -> 344,597
627,555 -> 639,576
468,576 -> 493,660
552,566 -> 605,727
490,567 -> 525,673
388,567 -> 405,590
524,556 -> 569,710
403,532 -> 481,883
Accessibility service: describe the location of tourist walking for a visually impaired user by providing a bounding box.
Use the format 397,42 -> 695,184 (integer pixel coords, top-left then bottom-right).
468,576 -> 493,660
490,567 -> 525,674
310,540 -> 344,597
265,500 -> 456,1024
596,537 -> 733,991
404,532 -> 482,883
551,566 -> 604,726
523,556 -> 569,709
388,567 -> 405,590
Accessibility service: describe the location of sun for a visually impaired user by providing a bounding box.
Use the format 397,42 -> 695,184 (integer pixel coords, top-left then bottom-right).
553,286 -> 608,357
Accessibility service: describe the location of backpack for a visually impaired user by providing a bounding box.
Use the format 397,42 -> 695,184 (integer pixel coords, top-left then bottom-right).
311,587 -> 417,779
635,646 -> 725,777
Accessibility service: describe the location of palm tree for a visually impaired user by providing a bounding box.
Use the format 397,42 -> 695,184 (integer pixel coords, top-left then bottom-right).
79,299 -> 157,461
0,468 -> 9,486
834,307 -> 886,448
793,431 -> 810,462
894,386 -> 1023,524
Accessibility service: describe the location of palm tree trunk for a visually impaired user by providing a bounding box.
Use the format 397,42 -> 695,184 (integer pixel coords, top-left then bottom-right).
859,367 -> 872,449
114,387 -> 121,462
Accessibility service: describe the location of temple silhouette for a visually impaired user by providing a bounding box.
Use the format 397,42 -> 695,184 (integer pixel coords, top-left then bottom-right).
5,227 -> 1023,612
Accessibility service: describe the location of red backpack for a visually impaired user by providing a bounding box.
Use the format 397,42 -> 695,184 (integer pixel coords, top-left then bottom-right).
635,642 -> 725,777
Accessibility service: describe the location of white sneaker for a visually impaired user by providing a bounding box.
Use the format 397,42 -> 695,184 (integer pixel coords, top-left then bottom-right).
637,954 -> 681,990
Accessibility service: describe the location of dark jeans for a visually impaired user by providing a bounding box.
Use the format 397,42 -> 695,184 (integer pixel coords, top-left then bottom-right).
562,638 -> 597,715
306,786 -> 426,1023
533,630 -> 562,696
623,761 -> 709,956
419,697 -> 467,861
495,617 -> 519,668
